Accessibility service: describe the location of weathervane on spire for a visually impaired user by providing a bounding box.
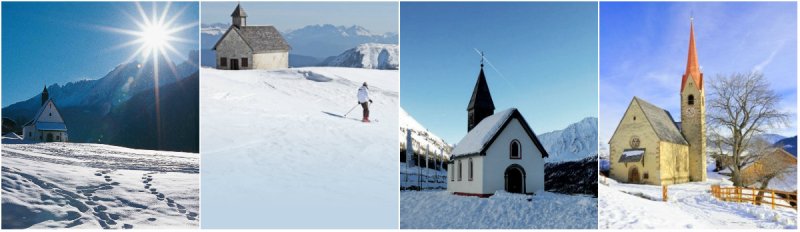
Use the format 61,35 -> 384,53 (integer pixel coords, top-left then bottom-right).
690,10 -> 694,21
480,51 -> 485,68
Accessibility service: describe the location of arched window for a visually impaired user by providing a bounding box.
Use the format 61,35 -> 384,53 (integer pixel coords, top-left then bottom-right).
468,158 -> 473,181
510,140 -> 521,159
688,95 -> 695,105
458,160 -> 462,181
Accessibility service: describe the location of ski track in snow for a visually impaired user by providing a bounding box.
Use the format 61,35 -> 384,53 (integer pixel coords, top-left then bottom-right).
599,171 -> 797,229
2,142 -> 199,229
201,67 -> 398,228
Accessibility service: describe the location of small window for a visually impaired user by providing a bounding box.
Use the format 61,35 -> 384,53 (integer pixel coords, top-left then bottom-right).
688,95 -> 695,105
220,57 -> 228,67
468,158 -> 473,181
643,172 -> 649,179
633,116 -> 637,121
56,135 -> 60,141
242,58 -> 249,67
450,165 -> 454,181
510,140 -> 521,159
49,113 -> 52,116
29,132 -> 32,137
458,160 -> 462,181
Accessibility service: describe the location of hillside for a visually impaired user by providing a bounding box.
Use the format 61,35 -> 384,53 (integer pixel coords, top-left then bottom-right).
538,117 -> 598,163
200,67 -> 398,228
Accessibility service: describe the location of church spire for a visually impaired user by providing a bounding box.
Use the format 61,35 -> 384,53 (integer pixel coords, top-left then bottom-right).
681,17 -> 703,92
467,54 -> 495,131
41,85 -> 49,106
231,3 -> 247,28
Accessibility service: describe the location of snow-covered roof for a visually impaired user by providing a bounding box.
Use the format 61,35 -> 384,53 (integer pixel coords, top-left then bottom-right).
618,149 -> 645,163
35,122 -> 67,131
451,108 -> 549,159
24,99 -> 66,130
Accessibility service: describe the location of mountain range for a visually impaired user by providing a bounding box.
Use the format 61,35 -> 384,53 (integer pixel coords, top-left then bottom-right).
201,23 -> 398,68
3,54 -> 199,152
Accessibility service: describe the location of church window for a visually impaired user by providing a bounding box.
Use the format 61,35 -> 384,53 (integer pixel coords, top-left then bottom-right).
633,116 -> 637,121
242,58 -> 249,67
28,132 -> 32,137
643,172 -> 649,179
688,95 -> 695,105
49,113 -> 52,116
458,160 -> 463,181
468,158 -> 473,181
510,140 -> 521,159
56,135 -> 60,141
450,165 -> 454,181
220,57 -> 228,67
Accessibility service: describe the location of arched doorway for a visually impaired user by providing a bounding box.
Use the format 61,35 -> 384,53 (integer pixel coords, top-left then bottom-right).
46,133 -> 53,142
628,167 -> 640,183
504,164 -> 526,194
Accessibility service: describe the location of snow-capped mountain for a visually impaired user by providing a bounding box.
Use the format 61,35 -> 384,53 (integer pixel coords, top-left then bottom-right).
2,55 -> 198,151
538,117 -> 598,163
324,43 -> 398,70
400,107 -> 452,160
200,23 -> 398,68
774,136 -> 797,156
284,24 -> 397,58
758,133 -> 788,144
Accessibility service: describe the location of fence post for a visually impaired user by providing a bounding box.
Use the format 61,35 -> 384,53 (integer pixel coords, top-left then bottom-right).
662,185 -> 668,202
771,190 -> 775,209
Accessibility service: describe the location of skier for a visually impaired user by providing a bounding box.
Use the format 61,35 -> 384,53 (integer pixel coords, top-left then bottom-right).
357,82 -> 372,122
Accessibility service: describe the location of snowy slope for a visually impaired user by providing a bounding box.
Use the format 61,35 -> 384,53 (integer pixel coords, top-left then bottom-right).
2,141 -> 199,229
201,67 -> 398,228
323,43 -> 399,70
537,117 -> 598,163
399,107 -> 452,158
401,190 -> 597,229
599,171 -> 797,229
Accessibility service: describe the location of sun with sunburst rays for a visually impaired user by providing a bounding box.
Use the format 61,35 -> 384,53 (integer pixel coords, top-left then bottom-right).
99,2 -> 197,149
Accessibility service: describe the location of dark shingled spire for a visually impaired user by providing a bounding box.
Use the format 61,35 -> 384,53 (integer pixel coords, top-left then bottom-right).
467,62 -> 495,131
41,85 -> 49,106
231,3 -> 247,17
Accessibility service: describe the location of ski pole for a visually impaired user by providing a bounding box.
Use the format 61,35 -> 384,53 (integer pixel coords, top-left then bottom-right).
343,103 -> 360,117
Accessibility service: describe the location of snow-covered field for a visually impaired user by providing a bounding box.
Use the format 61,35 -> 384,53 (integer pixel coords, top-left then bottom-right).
1,141 -> 199,229
401,190 -> 597,229
201,67 -> 398,228
599,171 -> 797,229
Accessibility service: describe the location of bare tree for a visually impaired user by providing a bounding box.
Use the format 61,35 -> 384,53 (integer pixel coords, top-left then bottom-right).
707,72 -> 789,187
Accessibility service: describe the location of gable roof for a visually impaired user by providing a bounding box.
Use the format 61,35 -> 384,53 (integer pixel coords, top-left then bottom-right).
451,108 -> 549,159
213,26 -> 290,53
609,97 -> 688,145
24,99 -> 66,130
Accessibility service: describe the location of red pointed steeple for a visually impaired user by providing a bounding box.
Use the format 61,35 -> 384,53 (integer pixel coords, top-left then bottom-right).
681,18 -> 703,92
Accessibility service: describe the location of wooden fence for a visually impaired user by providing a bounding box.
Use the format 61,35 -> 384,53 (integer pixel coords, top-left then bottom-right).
711,185 -> 797,210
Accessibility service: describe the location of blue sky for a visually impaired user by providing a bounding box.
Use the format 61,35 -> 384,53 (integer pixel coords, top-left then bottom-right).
401,2 -> 598,143
2,2 -> 199,107
600,2 -> 798,143
201,2 -> 398,34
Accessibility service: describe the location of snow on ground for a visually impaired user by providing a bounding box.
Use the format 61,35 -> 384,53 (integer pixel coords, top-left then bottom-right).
401,190 -> 597,229
599,171 -> 797,229
201,67 -> 398,228
2,141 -> 199,229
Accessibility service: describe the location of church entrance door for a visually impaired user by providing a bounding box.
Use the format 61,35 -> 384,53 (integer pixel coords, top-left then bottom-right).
504,165 -> 526,194
628,167 -> 641,183
46,133 -> 53,142
230,59 -> 240,70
